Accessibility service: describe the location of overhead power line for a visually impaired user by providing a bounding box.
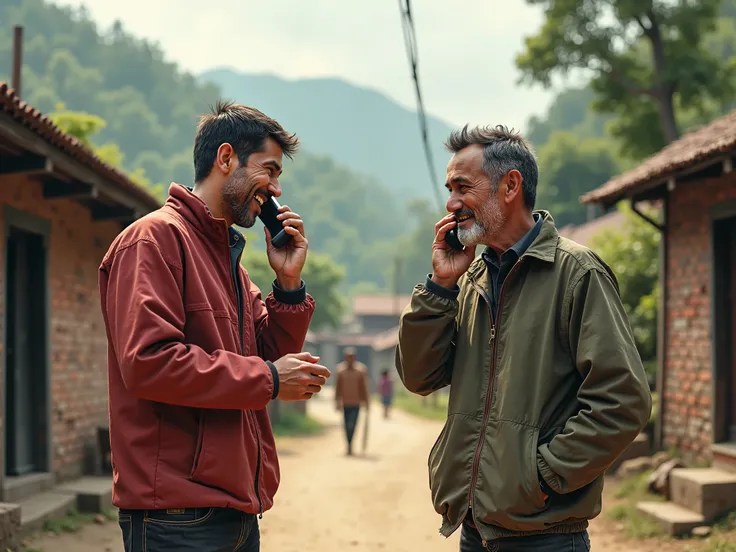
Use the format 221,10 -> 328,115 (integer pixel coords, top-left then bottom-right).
397,0 -> 443,212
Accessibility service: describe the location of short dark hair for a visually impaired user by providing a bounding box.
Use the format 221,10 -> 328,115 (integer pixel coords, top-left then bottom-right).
193,100 -> 300,183
444,124 -> 538,209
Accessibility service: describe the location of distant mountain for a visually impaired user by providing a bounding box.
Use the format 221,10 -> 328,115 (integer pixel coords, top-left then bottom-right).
199,68 -> 456,203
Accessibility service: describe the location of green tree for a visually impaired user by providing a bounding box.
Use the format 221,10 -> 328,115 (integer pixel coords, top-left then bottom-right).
590,203 -> 660,370
240,247 -> 347,331
536,131 -> 622,226
47,104 -> 165,199
517,0 -> 735,159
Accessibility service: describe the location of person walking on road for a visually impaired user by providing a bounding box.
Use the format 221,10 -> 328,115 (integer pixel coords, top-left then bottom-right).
99,101 -> 330,552
395,124 -> 651,551
335,347 -> 370,456
378,369 -> 394,419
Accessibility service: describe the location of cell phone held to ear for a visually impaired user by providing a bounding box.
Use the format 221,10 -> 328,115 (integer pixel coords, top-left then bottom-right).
257,196 -> 293,249
445,224 -> 465,251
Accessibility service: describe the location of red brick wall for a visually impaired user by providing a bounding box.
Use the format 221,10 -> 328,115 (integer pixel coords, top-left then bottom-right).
0,175 -> 121,481
664,172 -> 736,462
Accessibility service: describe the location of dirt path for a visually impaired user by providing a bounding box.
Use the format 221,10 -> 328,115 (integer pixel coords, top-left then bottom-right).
23,391 -> 691,552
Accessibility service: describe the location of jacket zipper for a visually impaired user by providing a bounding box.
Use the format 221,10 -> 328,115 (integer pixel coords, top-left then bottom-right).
454,261 -> 523,544
230,245 -> 264,518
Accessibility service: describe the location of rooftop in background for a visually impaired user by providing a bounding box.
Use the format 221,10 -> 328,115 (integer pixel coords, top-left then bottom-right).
558,210 -> 627,248
352,294 -> 412,317
581,108 -> 736,206
0,82 -> 161,220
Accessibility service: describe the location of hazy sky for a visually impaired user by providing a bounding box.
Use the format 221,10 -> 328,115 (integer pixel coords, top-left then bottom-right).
54,0 -> 556,132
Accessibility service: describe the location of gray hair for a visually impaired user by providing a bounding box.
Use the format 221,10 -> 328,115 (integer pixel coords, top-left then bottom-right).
444,124 -> 538,209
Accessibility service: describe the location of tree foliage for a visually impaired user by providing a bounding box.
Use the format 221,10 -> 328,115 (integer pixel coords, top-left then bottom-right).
517,0 -> 735,158
535,131 -> 622,226
240,247 -> 347,330
590,203 -> 660,365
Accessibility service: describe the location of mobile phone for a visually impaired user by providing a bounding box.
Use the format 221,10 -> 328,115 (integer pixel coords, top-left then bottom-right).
257,196 -> 292,249
445,224 -> 465,251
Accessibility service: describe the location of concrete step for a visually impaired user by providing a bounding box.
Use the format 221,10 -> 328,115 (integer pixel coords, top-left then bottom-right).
2,472 -> 54,503
18,490 -> 76,538
669,467 -> 736,521
55,476 -> 112,513
637,500 -> 705,536
711,443 -> 736,474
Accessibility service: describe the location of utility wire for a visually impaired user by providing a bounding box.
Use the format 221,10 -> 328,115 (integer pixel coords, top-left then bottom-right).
397,0 -> 443,212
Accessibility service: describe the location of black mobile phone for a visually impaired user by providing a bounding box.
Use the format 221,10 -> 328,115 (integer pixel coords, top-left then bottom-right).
445,224 -> 465,251
257,196 -> 292,249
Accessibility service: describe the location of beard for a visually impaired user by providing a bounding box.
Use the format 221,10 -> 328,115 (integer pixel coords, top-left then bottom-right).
222,168 -> 258,228
457,196 -> 505,247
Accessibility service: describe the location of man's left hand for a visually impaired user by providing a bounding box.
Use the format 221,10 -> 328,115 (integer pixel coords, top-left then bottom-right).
265,203 -> 308,290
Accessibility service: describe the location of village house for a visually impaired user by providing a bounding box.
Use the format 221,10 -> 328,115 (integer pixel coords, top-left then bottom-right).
0,82 -> 160,547
582,109 -> 736,534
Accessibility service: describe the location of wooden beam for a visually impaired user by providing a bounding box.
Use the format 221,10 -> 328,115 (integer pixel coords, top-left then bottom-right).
42,179 -> 98,200
91,204 -> 136,221
0,111 -> 157,215
0,152 -> 52,176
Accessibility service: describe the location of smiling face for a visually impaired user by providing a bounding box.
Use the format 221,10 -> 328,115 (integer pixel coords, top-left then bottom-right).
445,144 -> 506,247
222,137 -> 284,228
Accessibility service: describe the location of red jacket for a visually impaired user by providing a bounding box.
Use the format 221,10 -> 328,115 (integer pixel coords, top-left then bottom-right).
98,183 -> 314,514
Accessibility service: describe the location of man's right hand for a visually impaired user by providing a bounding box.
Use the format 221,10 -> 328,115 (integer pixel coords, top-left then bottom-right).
272,352 -> 331,401
431,214 -> 477,289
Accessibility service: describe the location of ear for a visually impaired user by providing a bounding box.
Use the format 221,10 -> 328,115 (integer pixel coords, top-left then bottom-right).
215,143 -> 236,175
503,169 -> 523,205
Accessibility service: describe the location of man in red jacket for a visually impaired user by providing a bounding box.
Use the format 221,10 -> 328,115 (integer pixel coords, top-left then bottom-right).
98,100 -> 330,552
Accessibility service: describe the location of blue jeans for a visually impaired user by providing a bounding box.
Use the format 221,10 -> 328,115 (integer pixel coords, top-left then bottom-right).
118,507 -> 260,551
460,522 -> 591,551
344,406 -> 360,449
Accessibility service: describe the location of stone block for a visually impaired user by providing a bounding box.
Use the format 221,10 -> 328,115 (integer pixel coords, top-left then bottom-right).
0,503 -> 21,552
670,468 -> 736,521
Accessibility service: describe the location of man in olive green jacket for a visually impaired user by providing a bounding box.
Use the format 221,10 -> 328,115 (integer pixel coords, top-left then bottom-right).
396,125 -> 651,551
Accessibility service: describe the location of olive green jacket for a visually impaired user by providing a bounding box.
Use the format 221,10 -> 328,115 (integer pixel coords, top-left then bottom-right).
395,211 -> 651,541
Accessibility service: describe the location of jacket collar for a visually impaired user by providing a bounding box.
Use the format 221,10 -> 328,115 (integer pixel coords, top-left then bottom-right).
522,210 -> 559,263
165,183 -> 230,244
466,210 -> 559,281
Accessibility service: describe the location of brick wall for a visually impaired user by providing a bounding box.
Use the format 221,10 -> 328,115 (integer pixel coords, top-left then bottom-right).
664,172 -> 736,462
0,175 -> 121,481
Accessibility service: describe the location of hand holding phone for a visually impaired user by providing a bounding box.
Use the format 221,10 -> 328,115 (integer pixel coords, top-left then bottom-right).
431,214 -> 476,289
445,224 -> 465,251
257,196 -> 292,249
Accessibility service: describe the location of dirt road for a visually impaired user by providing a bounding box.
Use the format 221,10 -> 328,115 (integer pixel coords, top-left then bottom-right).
23,390 -> 687,552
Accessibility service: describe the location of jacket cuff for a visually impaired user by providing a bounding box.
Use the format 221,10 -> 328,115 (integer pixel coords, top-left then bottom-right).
271,279 -> 306,305
266,361 -> 280,400
425,274 -> 460,300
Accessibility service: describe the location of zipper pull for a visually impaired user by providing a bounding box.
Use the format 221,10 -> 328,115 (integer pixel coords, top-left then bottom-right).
489,326 -> 496,345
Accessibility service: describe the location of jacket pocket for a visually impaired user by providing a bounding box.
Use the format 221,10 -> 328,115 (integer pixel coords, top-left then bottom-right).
188,410 -> 258,504
472,420 -> 549,531
190,413 -> 206,479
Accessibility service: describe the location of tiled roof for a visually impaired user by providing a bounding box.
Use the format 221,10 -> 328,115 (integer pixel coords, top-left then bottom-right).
581,108 -> 736,205
0,82 -> 160,210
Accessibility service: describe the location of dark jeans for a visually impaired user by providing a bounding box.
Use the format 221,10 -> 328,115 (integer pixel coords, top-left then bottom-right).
343,406 -> 360,449
460,522 -> 591,552
118,507 -> 260,552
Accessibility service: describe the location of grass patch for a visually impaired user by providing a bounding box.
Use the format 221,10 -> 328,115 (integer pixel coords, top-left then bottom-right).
271,407 -> 324,437
391,389 -> 448,421
41,508 -> 95,535
606,470 -> 666,539
683,512 -> 736,552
